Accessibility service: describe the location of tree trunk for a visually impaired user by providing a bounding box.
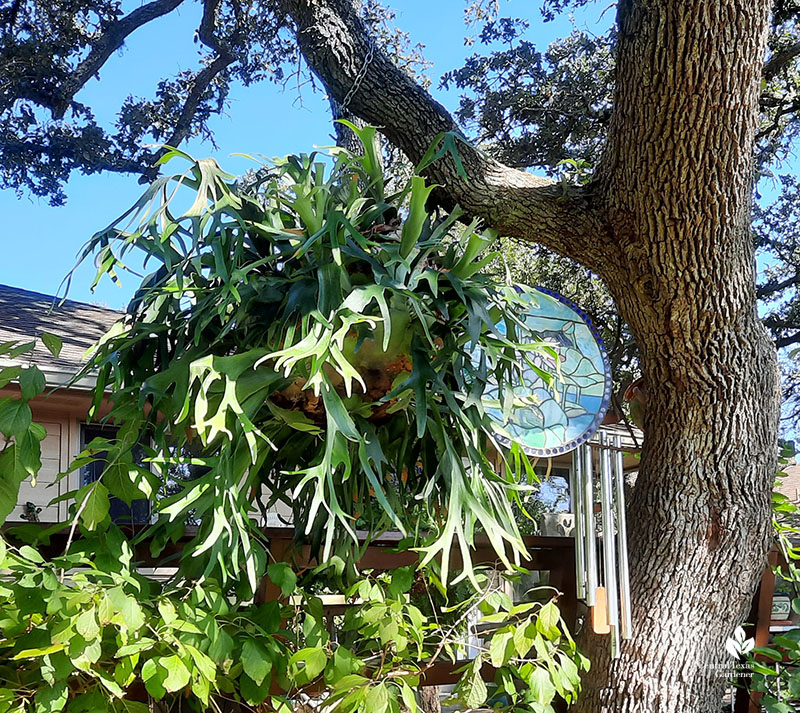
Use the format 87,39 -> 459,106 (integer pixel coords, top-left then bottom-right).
329,97 -> 368,156
572,1 -> 780,711
278,0 -> 782,710
418,686 -> 441,713
574,314 -> 778,711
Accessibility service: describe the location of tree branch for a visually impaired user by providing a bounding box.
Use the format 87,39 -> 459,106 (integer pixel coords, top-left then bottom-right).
3,0 -> 238,189
53,0 -> 187,118
762,313 -> 800,349
278,0 -> 610,269
757,272 -> 800,299
197,0 -> 236,55
763,41 -> 800,81
163,0 -> 237,149
0,136 -> 152,176
757,97 -> 800,140
775,333 -> 800,349
163,55 -> 233,150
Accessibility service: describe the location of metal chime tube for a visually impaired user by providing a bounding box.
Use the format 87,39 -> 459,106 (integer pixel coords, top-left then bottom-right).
571,449 -> 586,599
614,434 -> 633,639
582,443 -> 598,607
599,432 -> 620,657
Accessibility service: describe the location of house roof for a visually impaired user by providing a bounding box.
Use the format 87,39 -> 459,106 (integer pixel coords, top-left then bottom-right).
0,284 -> 121,386
597,421 -> 643,452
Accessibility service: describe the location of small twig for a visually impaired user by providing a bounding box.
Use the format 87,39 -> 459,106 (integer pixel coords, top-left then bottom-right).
59,486 -> 94,581
419,581 -> 494,674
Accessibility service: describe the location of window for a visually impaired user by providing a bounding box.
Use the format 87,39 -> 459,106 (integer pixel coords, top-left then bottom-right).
533,466 -> 571,514
80,423 -> 151,526
162,442 -> 209,527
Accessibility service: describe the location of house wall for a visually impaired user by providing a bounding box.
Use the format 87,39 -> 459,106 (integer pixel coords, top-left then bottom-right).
10,419 -> 69,522
0,384 -> 296,527
1,384 -> 106,523
777,463 -> 800,503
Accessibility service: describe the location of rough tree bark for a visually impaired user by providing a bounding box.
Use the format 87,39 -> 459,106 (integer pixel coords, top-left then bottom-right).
574,1 -> 780,710
418,686 -> 441,713
278,0 -> 782,710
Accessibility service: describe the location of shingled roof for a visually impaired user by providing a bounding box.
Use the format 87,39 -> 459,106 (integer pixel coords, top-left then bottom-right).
0,284 -> 121,385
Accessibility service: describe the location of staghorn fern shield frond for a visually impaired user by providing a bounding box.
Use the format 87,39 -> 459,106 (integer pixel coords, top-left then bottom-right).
74,130 -> 558,594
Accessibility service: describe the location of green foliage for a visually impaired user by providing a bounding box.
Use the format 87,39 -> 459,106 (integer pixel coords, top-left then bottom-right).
0,529 -> 294,712
68,133 -> 558,591
0,529 -> 587,713
447,591 -> 589,711
0,339 -> 52,523
743,441 -> 800,703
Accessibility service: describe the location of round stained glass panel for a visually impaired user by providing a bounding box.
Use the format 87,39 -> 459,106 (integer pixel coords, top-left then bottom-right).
482,287 -> 612,456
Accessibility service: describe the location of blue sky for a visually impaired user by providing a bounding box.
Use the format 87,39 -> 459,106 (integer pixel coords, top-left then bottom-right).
0,0 -> 607,309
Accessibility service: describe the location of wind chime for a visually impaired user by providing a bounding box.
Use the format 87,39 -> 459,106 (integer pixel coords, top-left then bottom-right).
476,286 -> 634,656
570,432 -> 633,657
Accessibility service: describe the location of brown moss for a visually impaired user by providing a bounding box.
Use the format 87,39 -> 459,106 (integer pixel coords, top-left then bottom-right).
269,353 -> 414,426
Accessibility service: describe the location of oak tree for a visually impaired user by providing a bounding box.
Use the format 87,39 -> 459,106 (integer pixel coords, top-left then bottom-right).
280,6 -> 782,708
444,2 -> 800,428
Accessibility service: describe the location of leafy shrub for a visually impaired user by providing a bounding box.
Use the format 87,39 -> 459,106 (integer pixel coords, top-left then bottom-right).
743,443 -> 800,710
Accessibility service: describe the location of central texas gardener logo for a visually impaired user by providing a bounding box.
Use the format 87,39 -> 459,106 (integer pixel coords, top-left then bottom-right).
725,626 -> 755,659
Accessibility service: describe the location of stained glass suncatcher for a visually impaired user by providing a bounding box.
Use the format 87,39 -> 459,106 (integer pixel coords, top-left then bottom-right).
482,287 -> 612,457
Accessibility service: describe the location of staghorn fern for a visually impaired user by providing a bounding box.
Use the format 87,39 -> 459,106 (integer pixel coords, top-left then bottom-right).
70,127 -> 558,594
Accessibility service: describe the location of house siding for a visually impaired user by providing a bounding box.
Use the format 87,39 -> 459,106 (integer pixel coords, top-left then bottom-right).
1,384 -> 102,523
777,463 -> 800,504
10,420 -> 69,522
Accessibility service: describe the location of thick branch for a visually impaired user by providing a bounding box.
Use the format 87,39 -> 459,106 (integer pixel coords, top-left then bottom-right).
763,41 -> 800,81
163,0 -> 236,149
757,272 -> 800,299
163,55 -> 232,149
776,333 -> 800,349
278,0 -> 609,269
761,313 -> 800,349
757,97 -> 800,139
53,0 -> 186,118
0,136 -> 152,175
198,0 -> 235,55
